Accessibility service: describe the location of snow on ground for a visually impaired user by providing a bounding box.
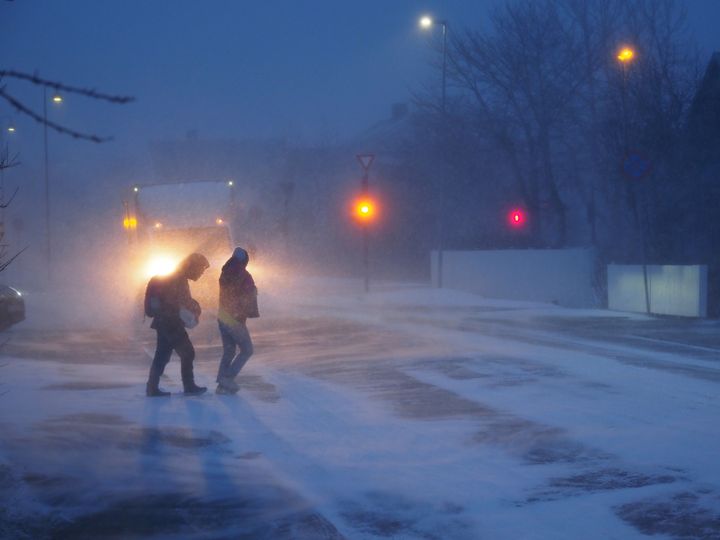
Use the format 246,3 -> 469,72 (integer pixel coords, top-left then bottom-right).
1,277 -> 720,539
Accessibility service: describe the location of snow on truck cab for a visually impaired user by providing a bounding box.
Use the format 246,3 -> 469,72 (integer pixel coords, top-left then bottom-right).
123,179 -> 239,310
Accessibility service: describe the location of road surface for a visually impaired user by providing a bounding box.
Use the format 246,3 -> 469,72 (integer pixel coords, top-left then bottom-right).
1,278 -> 719,539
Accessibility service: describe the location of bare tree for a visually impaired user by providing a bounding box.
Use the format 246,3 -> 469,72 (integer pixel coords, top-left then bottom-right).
0,70 -> 134,142
0,147 -> 24,273
448,0 -> 589,246
413,0 -> 699,259
0,68 -> 135,275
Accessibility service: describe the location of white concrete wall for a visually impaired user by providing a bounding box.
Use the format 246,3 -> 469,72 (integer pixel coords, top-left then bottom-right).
431,249 -> 598,308
607,264 -> 708,317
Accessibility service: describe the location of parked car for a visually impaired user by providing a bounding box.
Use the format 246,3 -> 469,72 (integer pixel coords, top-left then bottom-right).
0,285 -> 25,331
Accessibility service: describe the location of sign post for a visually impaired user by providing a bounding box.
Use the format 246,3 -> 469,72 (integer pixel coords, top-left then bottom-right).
356,154 -> 375,293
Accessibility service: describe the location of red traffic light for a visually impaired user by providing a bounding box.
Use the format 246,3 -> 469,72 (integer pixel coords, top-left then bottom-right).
508,208 -> 526,228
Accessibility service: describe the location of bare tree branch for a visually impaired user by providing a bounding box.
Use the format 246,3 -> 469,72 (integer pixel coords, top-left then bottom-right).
0,185 -> 19,208
0,246 -> 28,273
0,150 -> 20,171
0,87 -> 112,142
0,70 -> 134,104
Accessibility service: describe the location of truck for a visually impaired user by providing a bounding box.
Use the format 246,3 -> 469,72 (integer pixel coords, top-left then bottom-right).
123,179 -> 239,319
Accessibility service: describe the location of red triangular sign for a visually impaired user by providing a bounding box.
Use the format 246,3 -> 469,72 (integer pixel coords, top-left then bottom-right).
357,153 -> 375,171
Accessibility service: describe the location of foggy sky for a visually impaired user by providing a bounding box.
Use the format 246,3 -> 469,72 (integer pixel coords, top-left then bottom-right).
3,0 -> 720,161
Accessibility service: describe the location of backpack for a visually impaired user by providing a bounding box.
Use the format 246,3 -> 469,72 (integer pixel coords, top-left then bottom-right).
144,275 -> 167,318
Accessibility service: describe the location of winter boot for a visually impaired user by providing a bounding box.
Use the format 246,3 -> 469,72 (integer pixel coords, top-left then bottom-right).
146,383 -> 171,397
215,384 -> 237,395
183,383 -> 207,396
218,376 -> 240,393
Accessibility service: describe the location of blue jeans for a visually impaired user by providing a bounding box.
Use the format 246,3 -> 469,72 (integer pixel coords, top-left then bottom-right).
217,321 -> 254,381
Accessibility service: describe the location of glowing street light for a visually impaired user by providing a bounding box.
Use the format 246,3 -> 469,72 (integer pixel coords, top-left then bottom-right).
617,46 -> 635,64
419,15 -> 433,29
0,115 -> 15,134
52,94 -> 63,103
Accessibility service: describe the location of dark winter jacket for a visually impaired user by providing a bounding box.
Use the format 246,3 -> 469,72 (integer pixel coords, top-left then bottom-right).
150,273 -> 193,336
150,255 -> 206,337
218,257 -> 257,325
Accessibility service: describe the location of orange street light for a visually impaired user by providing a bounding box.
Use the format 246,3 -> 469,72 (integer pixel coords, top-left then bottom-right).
617,46 -> 635,64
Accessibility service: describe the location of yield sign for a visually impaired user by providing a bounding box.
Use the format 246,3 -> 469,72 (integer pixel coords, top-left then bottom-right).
356,153 -> 375,171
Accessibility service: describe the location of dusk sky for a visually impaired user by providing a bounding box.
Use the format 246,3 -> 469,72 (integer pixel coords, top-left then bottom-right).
2,1 -> 720,161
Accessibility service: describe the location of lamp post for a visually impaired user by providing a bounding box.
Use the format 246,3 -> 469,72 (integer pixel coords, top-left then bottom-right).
420,15 -> 449,288
0,117 -> 17,245
43,88 -> 62,282
617,45 -> 650,314
617,46 -> 634,148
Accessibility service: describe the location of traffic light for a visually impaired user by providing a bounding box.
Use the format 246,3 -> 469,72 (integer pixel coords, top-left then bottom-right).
354,197 -> 377,223
508,208 -> 526,228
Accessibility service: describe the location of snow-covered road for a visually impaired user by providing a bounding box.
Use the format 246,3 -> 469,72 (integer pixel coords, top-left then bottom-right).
1,278 -> 719,539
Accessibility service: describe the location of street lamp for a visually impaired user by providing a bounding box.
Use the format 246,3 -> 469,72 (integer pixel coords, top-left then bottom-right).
1,116 -> 17,237
419,14 -> 449,288
616,44 -> 650,313
0,116 -> 16,136
617,46 -> 635,64
419,15 -> 448,117
43,89 -> 62,282
616,45 -> 635,149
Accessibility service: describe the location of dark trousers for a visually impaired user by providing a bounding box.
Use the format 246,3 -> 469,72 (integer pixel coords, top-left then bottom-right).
147,328 -> 196,391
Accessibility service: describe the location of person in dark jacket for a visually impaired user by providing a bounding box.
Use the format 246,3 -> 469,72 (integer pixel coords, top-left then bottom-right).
146,252 -> 210,397
216,247 -> 258,394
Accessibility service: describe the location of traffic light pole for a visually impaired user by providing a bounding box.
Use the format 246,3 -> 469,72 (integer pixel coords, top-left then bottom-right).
362,168 -> 370,293
357,154 -> 374,293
